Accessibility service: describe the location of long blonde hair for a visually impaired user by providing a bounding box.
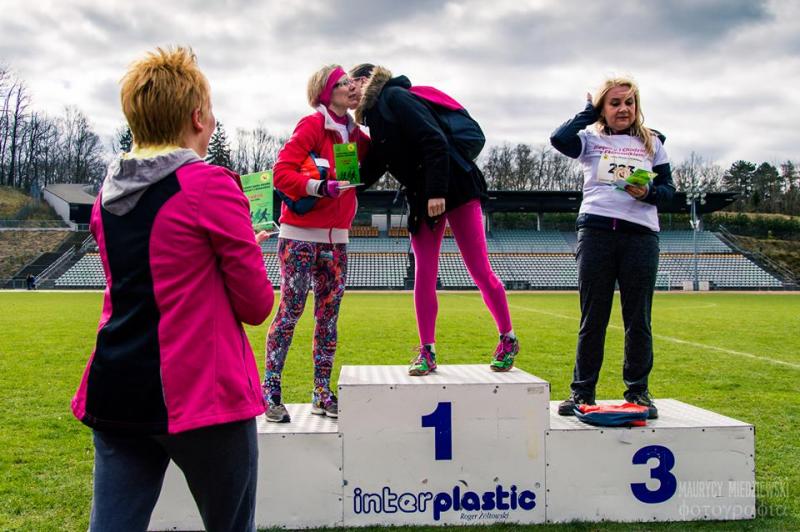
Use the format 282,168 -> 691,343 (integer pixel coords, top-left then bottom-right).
593,77 -> 655,156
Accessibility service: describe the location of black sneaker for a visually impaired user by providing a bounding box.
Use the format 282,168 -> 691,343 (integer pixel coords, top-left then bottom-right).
311,393 -> 338,419
624,390 -> 658,419
265,403 -> 291,423
557,393 -> 595,416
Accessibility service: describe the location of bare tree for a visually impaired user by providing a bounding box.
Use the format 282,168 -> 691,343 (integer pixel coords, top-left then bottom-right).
482,144 -> 516,189
20,111 -> 47,190
37,116 -> 60,187
0,67 -> 114,193
0,70 -> 30,187
510,143 -> 531,189
56,106 -> 106,185
0,65 -> 12,185
232,124 -> 285,175
673,152 -> 724,192
481,143 -> 582,191
6,81 -> 29,187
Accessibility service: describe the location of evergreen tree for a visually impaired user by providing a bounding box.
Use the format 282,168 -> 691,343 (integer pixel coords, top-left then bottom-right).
722,160 -> 755,191
780,161 -> 799,216
752,162 -> 780,212
206,122 -> 232,169
113,124 -> 133,154
722,160 -> 756,210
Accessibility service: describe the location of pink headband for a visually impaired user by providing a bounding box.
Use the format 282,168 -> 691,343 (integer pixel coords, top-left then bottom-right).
319,66 -> 347,106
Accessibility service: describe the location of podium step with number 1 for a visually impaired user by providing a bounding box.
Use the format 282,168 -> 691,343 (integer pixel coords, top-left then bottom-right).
339,364 -> 550,526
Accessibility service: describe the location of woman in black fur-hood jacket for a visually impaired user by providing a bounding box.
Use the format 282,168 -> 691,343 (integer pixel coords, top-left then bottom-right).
355,66 -> 488,234
354,65 -> 519,378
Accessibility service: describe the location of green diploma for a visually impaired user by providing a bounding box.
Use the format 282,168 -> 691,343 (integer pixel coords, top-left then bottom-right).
627,169 -> 656,186
240,170 -> 275,231
616,168 -> 656,190
333,143 -> 360,184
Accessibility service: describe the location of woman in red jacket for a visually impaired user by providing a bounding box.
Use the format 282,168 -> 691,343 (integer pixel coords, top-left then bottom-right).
264,64 -> 369,423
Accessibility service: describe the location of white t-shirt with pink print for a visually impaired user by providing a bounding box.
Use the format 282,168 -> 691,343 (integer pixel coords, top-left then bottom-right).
577,130 -> 669,232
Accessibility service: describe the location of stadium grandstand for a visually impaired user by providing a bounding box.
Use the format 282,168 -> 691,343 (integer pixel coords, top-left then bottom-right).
39,190 -> 795,291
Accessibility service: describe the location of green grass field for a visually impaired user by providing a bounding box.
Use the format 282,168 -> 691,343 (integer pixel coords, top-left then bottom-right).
1,291 -> 798,531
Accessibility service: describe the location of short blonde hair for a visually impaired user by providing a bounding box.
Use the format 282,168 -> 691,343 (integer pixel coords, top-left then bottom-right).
120,46 -> 210,146
593,77 -> 655,156
307,64 -> 340,108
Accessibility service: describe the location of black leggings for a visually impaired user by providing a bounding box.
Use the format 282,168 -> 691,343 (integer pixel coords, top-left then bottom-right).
571,228 -> 659,399
90,418 -> 258,532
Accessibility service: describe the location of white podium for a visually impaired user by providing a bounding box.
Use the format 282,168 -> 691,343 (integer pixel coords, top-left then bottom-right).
149,365 -> 755,529
339,365 -> 549,526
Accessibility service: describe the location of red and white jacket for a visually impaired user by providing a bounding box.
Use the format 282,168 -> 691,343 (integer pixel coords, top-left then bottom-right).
273,107 -> 370,242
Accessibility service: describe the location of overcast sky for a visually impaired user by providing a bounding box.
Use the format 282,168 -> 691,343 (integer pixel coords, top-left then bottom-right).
1,0 -> 798,167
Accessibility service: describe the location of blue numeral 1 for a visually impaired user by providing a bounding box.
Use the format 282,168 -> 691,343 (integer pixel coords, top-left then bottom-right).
421,402 -> 452,460
631,445 -> 677,504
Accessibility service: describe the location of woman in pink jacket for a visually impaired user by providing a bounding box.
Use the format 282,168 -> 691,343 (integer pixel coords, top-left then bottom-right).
71,47 -> 273,532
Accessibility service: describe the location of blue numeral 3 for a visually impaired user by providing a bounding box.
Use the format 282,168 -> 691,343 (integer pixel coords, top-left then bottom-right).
631,445 -> 677,503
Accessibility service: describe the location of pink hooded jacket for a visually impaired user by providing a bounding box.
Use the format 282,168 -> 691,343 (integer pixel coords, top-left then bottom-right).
71,150 -> 274,434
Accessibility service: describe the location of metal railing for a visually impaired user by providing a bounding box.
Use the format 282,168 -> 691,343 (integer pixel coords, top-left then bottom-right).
79,234 -> 97,252
67,221 -> 90,231
715,225 -> 797,286
0,219 -> 71,229
36,247 -> 77,282
2,278 -> 29,289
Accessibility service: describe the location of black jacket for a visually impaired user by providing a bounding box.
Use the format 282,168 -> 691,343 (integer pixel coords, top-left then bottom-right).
356,67 -> 487,233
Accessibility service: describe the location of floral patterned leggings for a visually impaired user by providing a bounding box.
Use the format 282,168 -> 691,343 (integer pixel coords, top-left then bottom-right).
263,238 -> 347,406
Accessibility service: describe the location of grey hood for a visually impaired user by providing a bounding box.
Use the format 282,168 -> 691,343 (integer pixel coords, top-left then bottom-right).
101,148 -> 201,215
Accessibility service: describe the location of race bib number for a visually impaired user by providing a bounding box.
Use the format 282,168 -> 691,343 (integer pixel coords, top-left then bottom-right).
597,154 -> 642,185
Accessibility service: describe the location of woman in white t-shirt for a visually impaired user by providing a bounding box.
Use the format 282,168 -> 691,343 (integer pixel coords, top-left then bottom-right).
550,77 -> 675,419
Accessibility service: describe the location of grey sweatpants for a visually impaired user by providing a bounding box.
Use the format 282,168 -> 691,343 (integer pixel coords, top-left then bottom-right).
571,227 -> 659,399
90,418 -> 258,532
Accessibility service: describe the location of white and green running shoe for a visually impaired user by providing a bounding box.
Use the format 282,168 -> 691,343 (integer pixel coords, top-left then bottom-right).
490,334 -> 519,372
409,345 -> 437,376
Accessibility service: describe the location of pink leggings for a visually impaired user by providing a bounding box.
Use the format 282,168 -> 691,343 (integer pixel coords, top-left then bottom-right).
411,199 -> 512,344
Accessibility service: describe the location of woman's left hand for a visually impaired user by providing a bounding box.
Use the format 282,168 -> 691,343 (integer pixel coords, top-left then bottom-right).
625,185 -> 648,200
255,230 -> 272,244
428,198 -> 446,217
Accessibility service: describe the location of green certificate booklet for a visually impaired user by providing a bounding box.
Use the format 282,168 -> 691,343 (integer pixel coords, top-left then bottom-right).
333,143 -> 360,184
240,170 -> 275,231
615,169 -> 656,190
627,169 -> 656,186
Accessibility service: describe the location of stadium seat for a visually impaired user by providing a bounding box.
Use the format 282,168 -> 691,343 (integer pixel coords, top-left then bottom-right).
52,231 -> 784,291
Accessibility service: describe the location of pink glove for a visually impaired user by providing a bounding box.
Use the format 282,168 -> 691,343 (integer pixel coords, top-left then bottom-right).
318,179 -> 344,198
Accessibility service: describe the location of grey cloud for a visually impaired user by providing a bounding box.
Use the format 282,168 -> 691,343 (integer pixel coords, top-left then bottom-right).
649,0 -> 770,40
314,0 -> 438,34
0,40 -> 41,63
0,16 -> 51,62
475,0 -> 771,70
2,0 -> 797,168
81,6 -> 136,42
270,0 -> 440,45
91,78 -> 121,109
